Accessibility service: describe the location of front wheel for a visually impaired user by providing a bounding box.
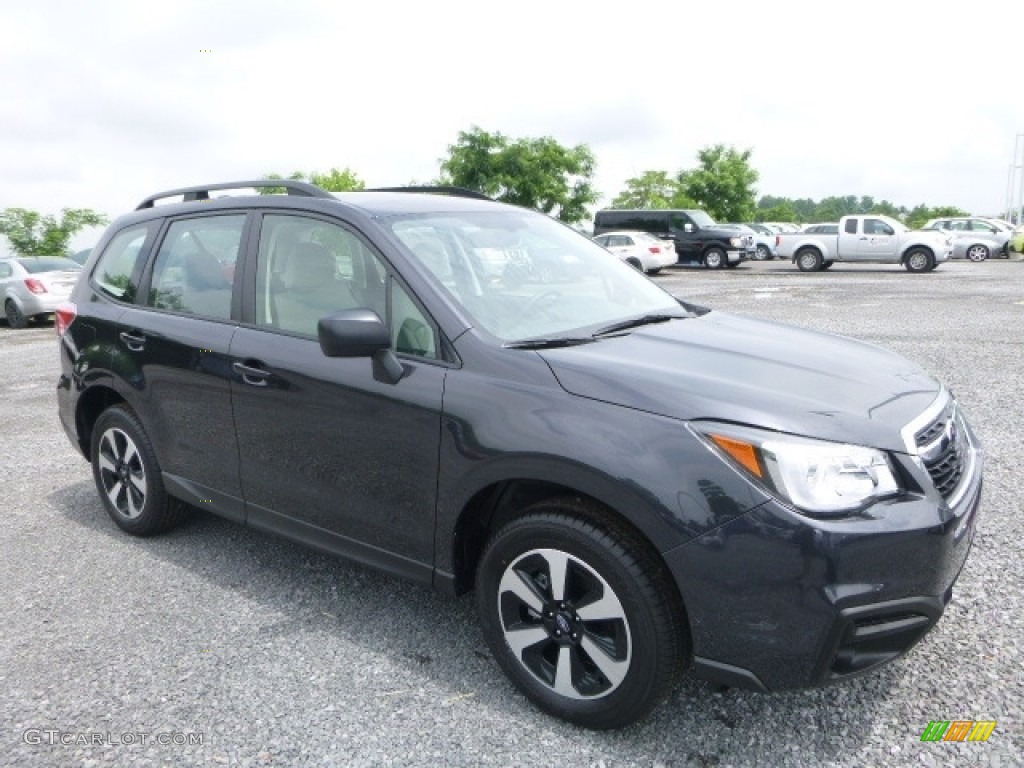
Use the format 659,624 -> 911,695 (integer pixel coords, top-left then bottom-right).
476,502 -> 688,729
965,243 -> 989,262
904,248 -> 934,273
91,405 -> 189,536
703,247 -> 727,269
755,244 -> 771,261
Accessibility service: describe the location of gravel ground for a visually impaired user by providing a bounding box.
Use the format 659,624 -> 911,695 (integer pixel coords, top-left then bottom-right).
1,259 -> 1021,767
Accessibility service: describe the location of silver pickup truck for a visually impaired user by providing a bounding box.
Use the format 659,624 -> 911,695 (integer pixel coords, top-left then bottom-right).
777,215 -> 953,272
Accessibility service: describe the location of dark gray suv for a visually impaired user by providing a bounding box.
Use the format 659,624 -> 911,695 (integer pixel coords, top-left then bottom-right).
57,181 -> 983,729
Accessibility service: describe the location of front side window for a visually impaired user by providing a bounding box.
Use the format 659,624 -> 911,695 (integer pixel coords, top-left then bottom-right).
844,219 -> 858,234
92,223 -> 153,303
255,214 -> 438,359
149,215 -> 245,319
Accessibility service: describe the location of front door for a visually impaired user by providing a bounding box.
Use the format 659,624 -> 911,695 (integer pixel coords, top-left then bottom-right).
230,213 -> 446,579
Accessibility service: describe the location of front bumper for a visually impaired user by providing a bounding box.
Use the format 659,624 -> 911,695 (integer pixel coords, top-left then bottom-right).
664,415 -> 983,692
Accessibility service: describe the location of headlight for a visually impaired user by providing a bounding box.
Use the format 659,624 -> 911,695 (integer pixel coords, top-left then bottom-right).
693,423 -> 900,515
729,236 -> 743,247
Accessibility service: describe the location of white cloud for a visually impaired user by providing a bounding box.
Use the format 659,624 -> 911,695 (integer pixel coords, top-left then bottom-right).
1,0 -> 1022,255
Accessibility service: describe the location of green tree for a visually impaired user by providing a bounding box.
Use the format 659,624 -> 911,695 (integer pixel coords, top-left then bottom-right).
0,208 -> 108,257
439,126 -> 598,223
610,170 -> 686,209
677,145 -> 759,222
905,204 -> 969,229
261,167 -> 365,194
756,201 -> 798,223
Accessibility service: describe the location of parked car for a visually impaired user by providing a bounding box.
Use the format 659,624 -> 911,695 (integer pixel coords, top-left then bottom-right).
592,230 -> 676,273
57,180 -> 983,730
1011,224 -> 1024,254
762,221 -> 801,233
593,209 -> 755,268
720,223 -> 776,260
922,217 -> 1011,261
1,255 -> 81,328
776,215 -> 953,272
801,223 -> 840,235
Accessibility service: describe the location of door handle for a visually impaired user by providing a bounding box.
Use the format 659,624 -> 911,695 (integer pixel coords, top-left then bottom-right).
232,361 -> 270,387
119,331 -> 145,352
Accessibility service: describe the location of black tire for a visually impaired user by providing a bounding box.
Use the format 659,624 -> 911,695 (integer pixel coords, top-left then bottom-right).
822,261 -> 835,270
965,243 -> 989,262
645,267 -> 662,275
90,405 -> 189,536
5,299 -> 27,329
796,248 -> 823,272
755,244 -> 771,261
904,247 -> 934,273
476,500 -> 688,730
703,247 -> 727,269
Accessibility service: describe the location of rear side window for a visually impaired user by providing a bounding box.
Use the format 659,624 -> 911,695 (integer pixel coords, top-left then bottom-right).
0,262 -> 12,279
148,215 -> 246,320
92,224 -> 153,303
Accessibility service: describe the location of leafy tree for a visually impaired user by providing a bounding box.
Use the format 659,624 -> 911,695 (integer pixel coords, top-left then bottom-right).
0,208 -> 108,257
905,204 -> 969,229
261,167 -> 365,194
439,126 -> 598,223
611,171 -> 686,209
756,201 -> 798,223
677,145 -> 759,222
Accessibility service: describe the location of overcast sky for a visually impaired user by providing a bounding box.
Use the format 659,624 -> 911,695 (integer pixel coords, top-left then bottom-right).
2,0 -> 1022,252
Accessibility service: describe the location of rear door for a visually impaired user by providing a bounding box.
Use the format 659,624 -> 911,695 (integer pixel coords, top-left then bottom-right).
114,212 -> 250,519
229,212 -> 446,579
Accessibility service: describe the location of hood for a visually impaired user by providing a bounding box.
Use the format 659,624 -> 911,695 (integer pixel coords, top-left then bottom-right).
539,312 -> 940,453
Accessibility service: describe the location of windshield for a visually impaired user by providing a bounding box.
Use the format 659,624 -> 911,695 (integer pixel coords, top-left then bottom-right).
386,210 -> 685,343
688,210 -> 717,228
17,257 -> 81,273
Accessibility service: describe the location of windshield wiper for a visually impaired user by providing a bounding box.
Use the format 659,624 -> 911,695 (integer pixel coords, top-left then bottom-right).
591,313 -> 684,338
503,337 -> 595,350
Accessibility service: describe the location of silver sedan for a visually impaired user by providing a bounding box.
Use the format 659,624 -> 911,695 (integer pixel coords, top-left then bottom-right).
1,256 -> 81,328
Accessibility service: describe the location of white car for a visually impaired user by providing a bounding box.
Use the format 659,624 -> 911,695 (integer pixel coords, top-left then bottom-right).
592,231 -> 676,274
1,256 -> 82,328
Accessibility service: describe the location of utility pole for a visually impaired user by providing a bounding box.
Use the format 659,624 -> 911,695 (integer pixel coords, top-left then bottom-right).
1007,133 -> 1024,224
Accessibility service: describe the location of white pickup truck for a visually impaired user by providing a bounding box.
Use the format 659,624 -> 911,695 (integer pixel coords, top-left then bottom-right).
776,215 -> 953,272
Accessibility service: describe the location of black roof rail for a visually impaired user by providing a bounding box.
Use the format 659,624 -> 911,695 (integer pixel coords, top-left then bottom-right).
135,180 -> 334,210
365,185 -> 493,201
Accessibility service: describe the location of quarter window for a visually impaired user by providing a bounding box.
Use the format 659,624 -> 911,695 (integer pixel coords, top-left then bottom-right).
149,215 -> 245,320
92,224 -> 153,303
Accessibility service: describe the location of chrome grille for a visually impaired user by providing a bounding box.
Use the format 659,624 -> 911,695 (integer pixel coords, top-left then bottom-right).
914,403 -> 966,501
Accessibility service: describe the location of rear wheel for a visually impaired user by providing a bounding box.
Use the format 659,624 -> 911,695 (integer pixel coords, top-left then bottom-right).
5,300 -> 27,329
476,501 -> 688,729
796,248 -> 823,272
965,243 -> 989,262
904,248 -> 934,273
703,247 -> 727,269
91,405 -> 189,536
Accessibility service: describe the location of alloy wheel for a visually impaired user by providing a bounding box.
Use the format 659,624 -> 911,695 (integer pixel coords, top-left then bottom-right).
96,427 -> 147,519
496,547 -> 631,700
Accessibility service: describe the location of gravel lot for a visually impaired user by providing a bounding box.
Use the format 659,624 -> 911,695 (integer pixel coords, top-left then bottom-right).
1,259 -> 1021,767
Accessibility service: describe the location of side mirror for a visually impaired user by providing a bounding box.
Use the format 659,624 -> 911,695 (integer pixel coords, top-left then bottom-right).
318,309 -> 390,357
318,309 -> 405,383
684,223 -> 694,233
